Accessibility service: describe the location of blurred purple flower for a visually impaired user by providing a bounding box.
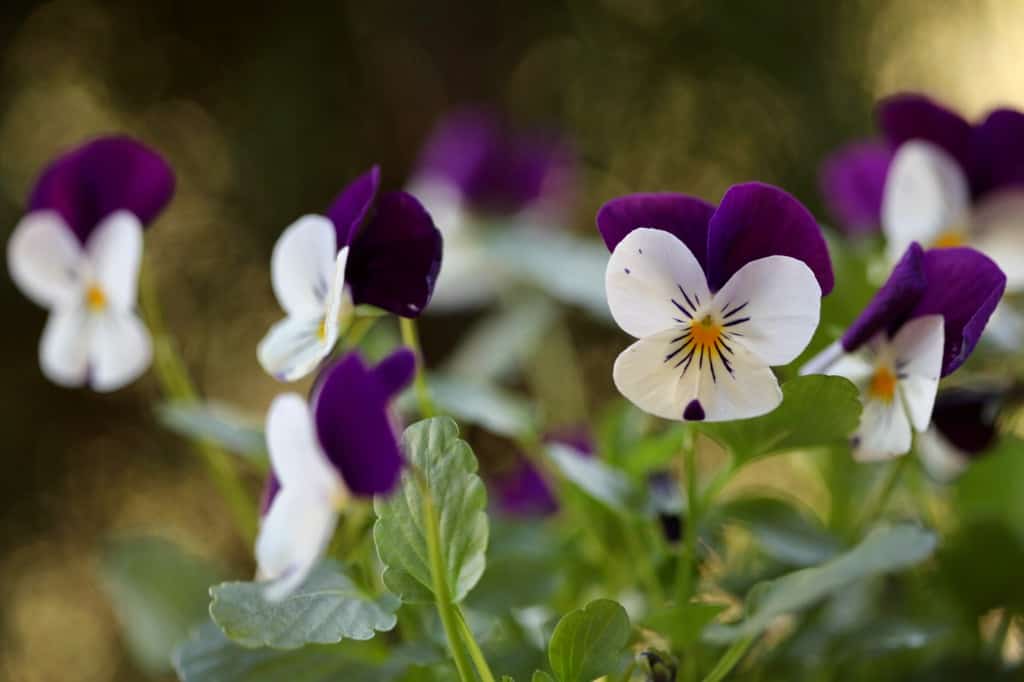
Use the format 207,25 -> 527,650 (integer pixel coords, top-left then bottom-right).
918,386 -> 1003,481
7,136 -> 174,391
820,140 -> 893,235
493,430 -> 593,517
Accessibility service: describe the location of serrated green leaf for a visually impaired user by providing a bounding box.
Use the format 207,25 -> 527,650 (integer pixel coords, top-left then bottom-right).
99,536 -> 222,674
532,672 -> 556,682
547,443 -> 637,514
705,524 -> 936,643
548,599 -> 631,682
697,375 -> 861,464
407,375 -> 537,438
209,561 -> 399,649
374,417 -> 489,604
157,400 -> 267,459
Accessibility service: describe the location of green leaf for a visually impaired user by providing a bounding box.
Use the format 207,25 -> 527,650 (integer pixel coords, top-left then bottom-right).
209,561 -> 399,649
547,443 -> 637,514
532,673 -> 556,682
99,536 -> 223,674
955,437 -> 1024,540
716,496 -> 841,566
643,602 -> 725,648
409,374 -> 538,438
501,677 -> 516,682
548,599 -> 631,682
697,375 -> 861,464
157,400 -> 267,459
374,417 -> 489,604
705,524 -> 936,643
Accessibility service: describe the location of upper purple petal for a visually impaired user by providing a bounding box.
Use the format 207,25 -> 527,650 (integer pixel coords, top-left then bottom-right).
312,351 -> 409,497
346,190 -> 443,317
841,243 -> 928,351
372,347 -> 417,399
705,182 -> 834,294
596,193 -> 714,267
969,108 -> 1024,197
877,94 -> 972,176
909,247 -> 1005,376
28,135 -> 175,244
931,387 -> 1002,457
819,141 -> 893,234
325,166 -> 381,248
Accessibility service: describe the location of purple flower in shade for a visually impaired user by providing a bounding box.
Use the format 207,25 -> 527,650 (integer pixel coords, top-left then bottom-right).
918,387 -> 1003,481
6,136 -> 175,391
598,183 -> 833,423
255,348 -> 415,600
408,109 -> 575,311
493,430 -> 593,517
801,243 -> 1005,461
819,141 -> 894,235
258,167 -> 442,381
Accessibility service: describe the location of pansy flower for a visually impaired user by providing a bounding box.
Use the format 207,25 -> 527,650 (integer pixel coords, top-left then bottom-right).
493,430 -> 592,517
801,243 -> 1005,460
256,348 -> 414,599
918,387 -> 1003,481
258,167 -> 442,381
409,109 -> 575,310
6,136 -> 174,391
598,183 -> 832,423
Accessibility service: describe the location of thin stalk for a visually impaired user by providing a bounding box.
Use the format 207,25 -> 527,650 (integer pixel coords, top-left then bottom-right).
702,636 -> 755,682
344,315 -> 378,349
676,433 -> 700,604
456,607 -> 497,682
140,266 -> 255,542
399,317 -> 436,418
989,609 -> 1014,662
854,456 -> 909,536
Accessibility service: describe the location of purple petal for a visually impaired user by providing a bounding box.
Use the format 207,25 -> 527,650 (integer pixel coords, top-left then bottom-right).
346,190 -> 443,317
28,135 -> 175,244
969,108 -> 1024,197
819,141 -> 893,234
325,166 -> 380,248
493,459 -> 558,517
910,247 -> 1006,376
596,193 -> 715,267
372,347 -> 417,399
259,472 -> 281,517
705,182 -> 834,294
312,352 -> 407,496
931,387 -> 1002,457
841,243 -> 928,351
877,94 -> 972,176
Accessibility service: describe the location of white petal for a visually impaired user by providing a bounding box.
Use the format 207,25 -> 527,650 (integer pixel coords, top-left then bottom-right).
264,393 -> 340,490
824,352 -> 874,386
321,246 -> 352,346
7,210 -> 84,308
88,311 -> 153,391
606,228 -> 711,338
255,487 -> 339,601
971,189 -> 1024,292
613,329 -> 699,421
799,340 -> 844,376
85,211 -> 143,311
711,255 -> 821,366
917,427 -> 969,483
882,140 -> 970,263
39,307 -> 90,387
890,315 -> 943,432
853,398 -> 913,462
695,342 -> 783,422
257,317 -> 332,382
270,215 -> 338,318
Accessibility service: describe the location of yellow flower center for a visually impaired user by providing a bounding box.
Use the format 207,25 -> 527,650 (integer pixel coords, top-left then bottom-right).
689,314 -> 723,350
85,284 -> 107,312
317,318 -> 328,342
932,230 -> 966,248
868,365 -> 898,403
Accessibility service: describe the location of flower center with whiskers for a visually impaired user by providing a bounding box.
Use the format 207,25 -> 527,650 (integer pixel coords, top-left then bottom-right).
868,365 -> 897,403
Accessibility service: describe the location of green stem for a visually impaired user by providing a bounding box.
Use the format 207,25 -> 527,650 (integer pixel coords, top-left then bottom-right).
854,456 -> 909,536
989,609 -> 1014,661
399,317 -> 436,418
140,266 -> 256,543
676,432 -> 700,605
344,316 -> 378,349
702,636 -> 756,682
419,475 -> 476,682
456,607 -> 497,682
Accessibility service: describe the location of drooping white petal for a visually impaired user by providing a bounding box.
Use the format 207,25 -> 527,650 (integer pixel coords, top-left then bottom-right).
971,189 -> 1024,292
39,307 -> 90,387
85,211 -> 143,311
694,342 -> 783,422
613,328 -> 699,421
321,246 -> 352,349
257,317 -> 332,382
889,314 -> 943,432
853,398 -> 913,462
264,393 -> 341,491
270,215 -> 338,318
711,255 -> 821,366
7,210 -> 84,309
88,311 -> 153,392
255,486 -> 339,601
917,427 -> 969,482
882,140 -> 970,263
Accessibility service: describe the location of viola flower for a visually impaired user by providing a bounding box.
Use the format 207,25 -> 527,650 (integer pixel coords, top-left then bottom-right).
6,136 -> 174,391
256,348 -> 415,599
598,183 -> 833,422
493,430 -> 592,517
918,387 -> 1003,481
801,243 -> 1005,461
258,167 -> 442,381
408,109 -> 575,310
820,140 -> 893,235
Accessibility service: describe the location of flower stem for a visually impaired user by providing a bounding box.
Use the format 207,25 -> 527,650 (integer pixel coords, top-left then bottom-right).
854,456 -> 909,537
702,636 -> 756,682
344,316 -> 378,349
139,266 -> 256,543
399,317 -> 436,418
456,607 -> 497,682
676,430 -> 700,605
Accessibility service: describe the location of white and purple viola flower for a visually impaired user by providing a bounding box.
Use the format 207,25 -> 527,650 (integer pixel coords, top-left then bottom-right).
802,243 -> 1005,461
408,109 -> 575,310
258,166 -> 442,381
598,183 -> 833,423
917,387 -> 1003,481
256,348 -> 415,600
6,136 -> 174,391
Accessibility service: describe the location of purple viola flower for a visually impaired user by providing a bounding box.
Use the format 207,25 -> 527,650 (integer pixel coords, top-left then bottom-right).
493,430 -> 593,517
819,140 -> 894,234
801,243 -> 1005,460
918,387 -> 1003,481
255,348 -> 415,599
598,183 -> 832,423
257,167 -> 442,381
6,136 -> 174,391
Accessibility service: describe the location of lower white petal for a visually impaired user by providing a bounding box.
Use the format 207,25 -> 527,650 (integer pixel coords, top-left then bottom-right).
890,315 -> 943,431
613,329 -> 701,421
265,393 -> 341,490
971,189 -> 1024,292
85,211 -> 143,311
255,487 -> 339,602
257,316 -> 332,382
917,427 -> 969,483
39,307 -> 90,387
695,342 -> 782,422
853,398 -> 913,461
8,210 -> 84,309
89,311 -> 153,392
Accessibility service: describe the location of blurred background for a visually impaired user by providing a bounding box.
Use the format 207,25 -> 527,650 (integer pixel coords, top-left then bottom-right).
2,1 -> 1024,680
